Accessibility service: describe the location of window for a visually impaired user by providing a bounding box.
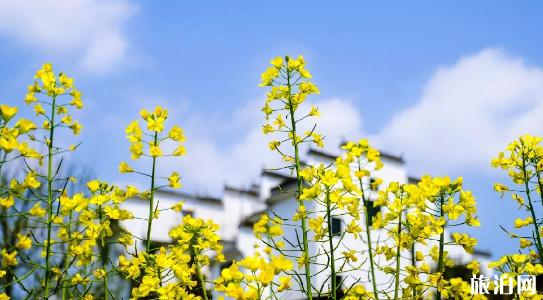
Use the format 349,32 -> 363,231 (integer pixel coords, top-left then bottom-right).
335,275 -> 343,288
334,275 -> 345,298
367,202 -> 381,226
331,217 -> 342,235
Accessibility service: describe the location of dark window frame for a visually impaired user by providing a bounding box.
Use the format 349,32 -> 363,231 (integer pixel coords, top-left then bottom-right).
331,217 -> 342,235
367,201 -> 381,226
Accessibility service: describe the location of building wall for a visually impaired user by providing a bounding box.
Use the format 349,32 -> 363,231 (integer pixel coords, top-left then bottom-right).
119,147 -> 491,299
120,192 -> 224,248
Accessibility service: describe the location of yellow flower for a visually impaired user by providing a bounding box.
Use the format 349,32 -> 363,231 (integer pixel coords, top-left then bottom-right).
262,124 -> 274,134
268,141 -> 280,150
24,172 -> 41,189
270,57 -> 283,69
299,81 -> 320,95
56,106 -> 68,115
71,273 -> 90,285
273,114 -> 285,129
494,183 -> 509,197
520,238 -> 533,249
148,117 -> 165,132
150,145 -> 162,157
172,201 -> 184,212
309,106 -> 321,117
93,268 -> 106,279
15,118 -> 37,134
137,275 -> 160,297
0,195 -> 14,211
277,275 -> 291,292
467,260 -> 480,274
126,186 -> 139,197
341,250 -> 358,263
130,142 -> 143,159
25,93 -> 37,105
0,137 -> 18,153
0,105 -> 17,122
15,234 -> 32,249
300,67 -> 312,78
168,126 -> 187,142
61,115 -> 72,124
173,145 -> 186,156
59,74 -> 74,89
319,170 -> 338,186
140,109 -> 149,120
259,66 -> 279,86
271,255 -> 293,273
0,293 -> 8,300
297,253 -> 308,270
69,121 -> 82,135
443,199 -> 465,220
29,203 -> 46,217
119,162 -> 133,173
346,219 -> 362,239
512,254 -> 527,265
292,206 -> 307,221
156,252 -> 173,268
514,217 -> 533,228
168,172 -> 182,189
34,104 -> 45,116
87,180 -> 100,193
70,89 -> 83,109
1,249 -> 18,266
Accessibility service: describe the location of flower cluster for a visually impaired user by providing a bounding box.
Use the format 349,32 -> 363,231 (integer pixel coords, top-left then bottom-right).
0,57 -> 540,300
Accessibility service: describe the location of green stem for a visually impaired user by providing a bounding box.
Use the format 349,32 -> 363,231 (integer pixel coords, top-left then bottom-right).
535,171 -> 543,217
358,160 -> 379,300
194,253 -> 209,300
393,206 -> 403,300
521,155 -> 543,264
44,94 -> 57,299
0,266 -> 38,290
62,212 -> 73,300
286,65 -> 312,299
146,132 -> 158,252
436,193 -> 445,300
325,188 -> 337,300
267,223 -> 273,298
411,241 -> 417,300
99,205 -> 109,300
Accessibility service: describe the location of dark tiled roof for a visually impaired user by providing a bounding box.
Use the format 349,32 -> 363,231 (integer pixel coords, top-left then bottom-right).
240,210 -> 267,227
224,185 -> 259,197
379,151 -> 404,164
261,170 -> 294,180
307,148 -> 337,160
408,176 -> 421,185
473,248 -> 491,258
155,189 -> 222,205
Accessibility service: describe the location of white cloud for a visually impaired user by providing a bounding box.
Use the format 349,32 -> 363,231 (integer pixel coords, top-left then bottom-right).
156,97 -> 365,194
0,0 -> 137,73
374,48 -> 543,175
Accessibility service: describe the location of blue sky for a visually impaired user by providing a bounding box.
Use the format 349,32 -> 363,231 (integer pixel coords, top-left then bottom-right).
1,1 -> 543,259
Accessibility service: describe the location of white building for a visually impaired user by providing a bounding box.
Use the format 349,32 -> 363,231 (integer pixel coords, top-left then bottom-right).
120,146 -> 491,299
